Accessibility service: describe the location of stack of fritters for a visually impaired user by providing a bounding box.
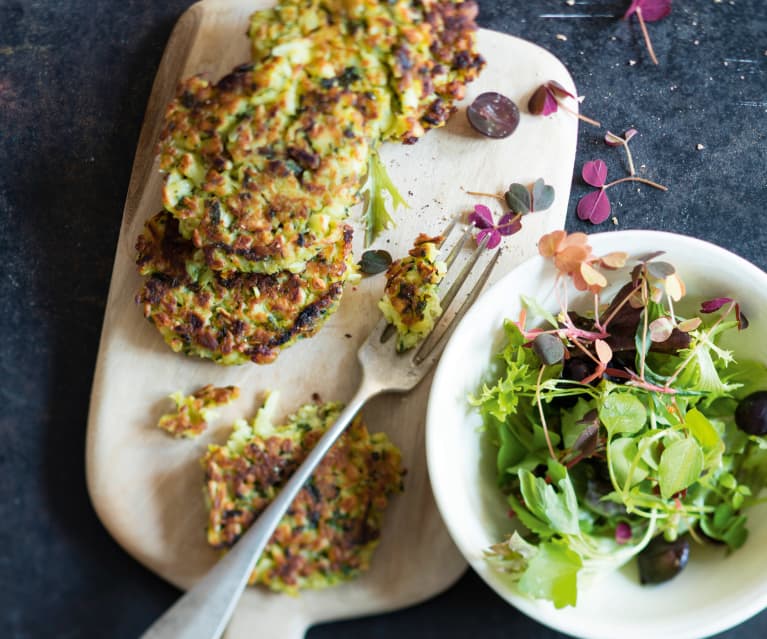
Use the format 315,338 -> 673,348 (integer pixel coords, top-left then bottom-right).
203,399 -> 404,593
136,0 -> 484,364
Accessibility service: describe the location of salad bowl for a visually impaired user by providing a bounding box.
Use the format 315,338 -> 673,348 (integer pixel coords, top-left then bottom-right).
426,230 -> 767,639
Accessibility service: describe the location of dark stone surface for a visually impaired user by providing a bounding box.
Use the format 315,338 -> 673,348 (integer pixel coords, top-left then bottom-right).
0,0 -> 764,638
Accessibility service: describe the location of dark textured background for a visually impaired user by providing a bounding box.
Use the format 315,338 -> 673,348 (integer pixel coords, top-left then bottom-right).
1,0 -> 765,637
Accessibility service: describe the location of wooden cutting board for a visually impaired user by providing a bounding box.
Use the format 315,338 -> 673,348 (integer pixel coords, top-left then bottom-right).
85,1 -> 578,636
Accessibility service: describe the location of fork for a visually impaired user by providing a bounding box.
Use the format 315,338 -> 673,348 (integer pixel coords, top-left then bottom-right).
139,218 -> 500,639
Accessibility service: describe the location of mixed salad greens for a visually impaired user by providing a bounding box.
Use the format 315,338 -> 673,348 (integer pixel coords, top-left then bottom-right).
476,231 -> 767,608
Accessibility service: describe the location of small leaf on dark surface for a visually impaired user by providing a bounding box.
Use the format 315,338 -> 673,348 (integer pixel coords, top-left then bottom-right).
577,189 -> 611,224
604,131 -> 624,147
546,80 -> 575,99
582,160 -> 608,187
358,249 -> 392,274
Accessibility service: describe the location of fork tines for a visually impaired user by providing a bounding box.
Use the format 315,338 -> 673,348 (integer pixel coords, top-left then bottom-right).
412,217 -> 500,365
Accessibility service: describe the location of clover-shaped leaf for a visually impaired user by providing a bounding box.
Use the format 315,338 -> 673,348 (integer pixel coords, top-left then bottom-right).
577,190 -> 611,224
532,178 -> 556,211
505,183 -> 531,214
582,160 -> 608,187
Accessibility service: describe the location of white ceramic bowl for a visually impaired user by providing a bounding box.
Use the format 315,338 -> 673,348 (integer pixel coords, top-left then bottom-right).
426,231 -> 767,639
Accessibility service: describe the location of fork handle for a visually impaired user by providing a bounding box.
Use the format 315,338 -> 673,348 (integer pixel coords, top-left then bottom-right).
139,375 -> 382,639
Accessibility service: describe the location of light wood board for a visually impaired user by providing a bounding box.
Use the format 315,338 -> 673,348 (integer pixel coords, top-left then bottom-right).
85,1 -> 579,636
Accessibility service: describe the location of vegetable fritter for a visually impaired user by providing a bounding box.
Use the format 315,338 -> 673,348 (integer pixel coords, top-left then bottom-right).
136,212 -> 353,364
378,233 -> 446,352
249,0 -> 486,144
157,384 -> 240,438
159,59 -> 371,275
203,396 -> 404,594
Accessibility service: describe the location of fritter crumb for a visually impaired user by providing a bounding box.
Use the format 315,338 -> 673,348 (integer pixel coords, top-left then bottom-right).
158,384 -> 240,438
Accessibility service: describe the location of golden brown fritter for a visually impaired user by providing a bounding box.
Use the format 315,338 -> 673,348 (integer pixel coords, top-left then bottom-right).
249,0 -> 486,143
157,385 -> 240,438
136,212 -> 353,365
203,398 -> 404,593
378,233 -> 446,351
158,59 -> 371,275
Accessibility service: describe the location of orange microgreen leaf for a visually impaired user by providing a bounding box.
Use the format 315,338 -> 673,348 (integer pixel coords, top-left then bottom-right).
665,273 -> 685,301
678,317 -> 702,333
579,261 -> 608,293
649,317 -> 674,342
600,251 -> 629,269
595,339 -> 613,364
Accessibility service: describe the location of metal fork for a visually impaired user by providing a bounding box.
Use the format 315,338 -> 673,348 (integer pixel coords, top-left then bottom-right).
139,218 -> 500,639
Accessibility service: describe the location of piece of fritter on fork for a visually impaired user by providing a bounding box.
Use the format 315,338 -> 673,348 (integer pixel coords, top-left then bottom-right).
135,212 -> 353,365
378,233 -> 446,352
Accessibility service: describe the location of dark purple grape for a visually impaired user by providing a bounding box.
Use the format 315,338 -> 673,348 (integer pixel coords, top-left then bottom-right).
562,357 -> 594,382
638,536 -> 690,585
466,92 -> 520,139
735,391 -> 767,435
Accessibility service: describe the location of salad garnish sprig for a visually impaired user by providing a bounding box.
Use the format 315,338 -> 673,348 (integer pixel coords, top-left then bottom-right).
477,231 -> 767,608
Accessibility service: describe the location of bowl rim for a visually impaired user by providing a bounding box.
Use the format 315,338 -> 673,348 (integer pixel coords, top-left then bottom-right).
426,229 -> 767,639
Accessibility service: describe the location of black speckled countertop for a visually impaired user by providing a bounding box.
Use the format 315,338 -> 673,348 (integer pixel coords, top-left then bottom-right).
1,1 -> 765,637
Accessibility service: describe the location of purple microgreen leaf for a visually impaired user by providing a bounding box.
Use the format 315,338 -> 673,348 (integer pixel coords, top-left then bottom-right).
646,260 -> 675,279
700,297 -> 733,313
477,227 -> 502,249
358,249 -> 392,275
497,213 -> 522,236
625,0 -> 670,65
615,522 -> 632,545
624,128 -> 638,142
624,0 -> 642,19
577,409 -> 599,426
737,308 -> 749,331
577,189 -> 612,224
604,130 -> 624,147
469,204 -> 494,229
582,159 -> 608,187
531,178 -> 556,211
573,423 -> 599,459
637,0 -> 672,22
545,80 -> 576,100
505,183 -> 531,214
528,85 -> 558,116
